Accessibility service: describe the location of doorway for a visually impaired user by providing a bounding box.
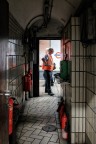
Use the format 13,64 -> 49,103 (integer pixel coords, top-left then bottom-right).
39,39 -> 61,96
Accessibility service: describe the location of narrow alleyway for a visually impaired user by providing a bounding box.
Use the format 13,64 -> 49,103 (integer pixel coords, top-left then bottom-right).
16,80 -> 67,144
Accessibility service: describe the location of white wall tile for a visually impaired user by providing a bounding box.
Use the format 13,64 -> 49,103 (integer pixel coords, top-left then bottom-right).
76,118 -> 79,132
72,72 -> 75,86
71,88 -> 75,102
72,26 -> 76,40
71,118 -> 76,132
76,17 -> 80,25
76,88 -> 79,102
71,17 -> 76,25
76,41 -> 80,55
76,103 -> 79,118
80,42 -> 84,55
76,72 -> 79,86
71,133 -> 75,143
76,57 -> 79,71
76,26 -> 80,40
71,41 -> 75,55
71,103 -> 76,117
80,72 -> 84,86
80,88 -> 85,102
72,57 -> 75,71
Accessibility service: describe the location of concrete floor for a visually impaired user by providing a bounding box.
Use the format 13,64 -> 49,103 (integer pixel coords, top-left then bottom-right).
16,80 -> 67,144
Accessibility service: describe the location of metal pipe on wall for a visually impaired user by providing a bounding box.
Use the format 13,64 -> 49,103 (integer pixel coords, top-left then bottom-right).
6,55 -> 9,91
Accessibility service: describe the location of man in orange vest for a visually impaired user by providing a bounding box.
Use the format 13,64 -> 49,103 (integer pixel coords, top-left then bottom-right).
42,48 -> 54,96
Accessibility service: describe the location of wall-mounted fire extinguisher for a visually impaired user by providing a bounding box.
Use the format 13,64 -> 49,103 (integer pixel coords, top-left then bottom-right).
22,73 -> 32,91
9,98 -> 14,135
57,101 -> 68,140
61,113 -> 68,140
28,69 -> 32,85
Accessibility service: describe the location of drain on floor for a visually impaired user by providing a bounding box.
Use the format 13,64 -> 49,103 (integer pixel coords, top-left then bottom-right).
42,125 -> 57,132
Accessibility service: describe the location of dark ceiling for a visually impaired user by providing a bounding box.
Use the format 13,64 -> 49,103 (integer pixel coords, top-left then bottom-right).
7,0 -> 82,37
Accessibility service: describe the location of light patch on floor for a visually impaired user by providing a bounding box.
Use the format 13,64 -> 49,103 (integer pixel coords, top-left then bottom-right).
39,80 -> 61,97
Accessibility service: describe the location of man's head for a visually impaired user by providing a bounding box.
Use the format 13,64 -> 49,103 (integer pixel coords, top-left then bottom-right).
48,48 -> 54,54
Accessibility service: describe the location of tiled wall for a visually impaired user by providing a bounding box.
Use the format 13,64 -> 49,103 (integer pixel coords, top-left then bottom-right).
71,17 -> 86,143
57,16 -> 96,144
62,17 -> 85,143
71,17 -> 96,144
85,44 -> 96,144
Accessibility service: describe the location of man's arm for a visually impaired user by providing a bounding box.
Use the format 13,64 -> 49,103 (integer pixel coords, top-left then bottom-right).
53,63 -> 56,70
41,55 -> 48,65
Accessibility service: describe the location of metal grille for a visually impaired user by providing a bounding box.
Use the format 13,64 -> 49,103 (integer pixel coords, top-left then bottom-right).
9,13 -> 24,39
8,13 -> 25,104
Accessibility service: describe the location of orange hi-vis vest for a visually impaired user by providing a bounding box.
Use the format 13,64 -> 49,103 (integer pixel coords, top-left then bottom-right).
42,64 -> 44,70
43,54 -> 54,71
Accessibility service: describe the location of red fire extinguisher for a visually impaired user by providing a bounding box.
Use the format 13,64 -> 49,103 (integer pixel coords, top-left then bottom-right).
28,69 -> 32,85
28,69 -> 32,78
9,98 -> 14,135
60,105 -> 64,124
61,113 -> 68,139
22,73 -> 32,91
